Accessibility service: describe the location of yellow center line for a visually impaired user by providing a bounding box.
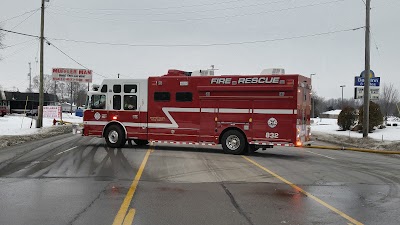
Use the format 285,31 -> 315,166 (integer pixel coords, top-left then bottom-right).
122,209 -> 136,225
242,156 -> 364,225
112,147 -> 152,225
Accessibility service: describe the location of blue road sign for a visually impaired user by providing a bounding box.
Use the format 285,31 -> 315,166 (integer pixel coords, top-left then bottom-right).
354,77 -> 380,86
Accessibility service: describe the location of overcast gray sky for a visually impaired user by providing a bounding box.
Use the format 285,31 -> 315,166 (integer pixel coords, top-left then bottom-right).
0,0 -> 398,99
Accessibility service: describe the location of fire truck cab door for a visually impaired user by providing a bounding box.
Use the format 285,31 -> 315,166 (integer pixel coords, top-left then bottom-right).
110,83 -> 148,140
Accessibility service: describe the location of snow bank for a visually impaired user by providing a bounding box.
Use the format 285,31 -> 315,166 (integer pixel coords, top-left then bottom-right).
311,118 -> 400,141
0,113 -> 82,136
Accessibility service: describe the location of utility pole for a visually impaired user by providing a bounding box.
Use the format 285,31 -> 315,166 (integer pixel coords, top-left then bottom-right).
54,80 -> 57,102
28,62 -> 32,92
310,73 -> 316,118
362,0 -> 371,137
37,0 -> 46,128
70,82 -> 73,115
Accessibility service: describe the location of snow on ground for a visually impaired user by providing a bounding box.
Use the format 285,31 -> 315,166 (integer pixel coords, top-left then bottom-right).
312,117 -> 400,141
0,113 -> 82,136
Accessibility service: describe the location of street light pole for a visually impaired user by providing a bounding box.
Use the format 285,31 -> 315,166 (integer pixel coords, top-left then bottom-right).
310,73 -> 316,118
340,85 -> 345,108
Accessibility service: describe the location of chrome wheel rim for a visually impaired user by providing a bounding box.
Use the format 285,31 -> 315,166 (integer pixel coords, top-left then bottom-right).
108,130 -> 119,144
226,135 -> 240,151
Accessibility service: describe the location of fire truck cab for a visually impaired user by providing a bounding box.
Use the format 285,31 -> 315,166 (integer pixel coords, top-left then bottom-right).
83,69 -> 311,154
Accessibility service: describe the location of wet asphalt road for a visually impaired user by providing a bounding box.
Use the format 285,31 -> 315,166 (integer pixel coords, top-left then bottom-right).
0,134 -> 399,225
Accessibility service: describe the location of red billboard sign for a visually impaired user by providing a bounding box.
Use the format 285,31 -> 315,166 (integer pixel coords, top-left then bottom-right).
52,68 -> 92,83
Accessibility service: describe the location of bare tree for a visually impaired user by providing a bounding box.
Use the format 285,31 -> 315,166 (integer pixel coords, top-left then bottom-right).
343,98 -> 363,109
32,74 -> 56,93
378,83 -> 399,118
312,91 -> 327,117
312,95 -> 363,116
74,83 -> 88,106
60,82 -> 87,106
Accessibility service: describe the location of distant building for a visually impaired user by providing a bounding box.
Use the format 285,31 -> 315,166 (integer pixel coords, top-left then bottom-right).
320,109 -> 342,119
3,91 -> 58,113
60,102 -> 77,113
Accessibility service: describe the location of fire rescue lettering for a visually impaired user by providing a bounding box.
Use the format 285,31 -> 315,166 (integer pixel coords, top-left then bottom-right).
211,78 -> 232,84
210,77 -> 280,85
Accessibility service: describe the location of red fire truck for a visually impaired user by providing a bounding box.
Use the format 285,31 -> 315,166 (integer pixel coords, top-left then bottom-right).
83,69 -> 311,154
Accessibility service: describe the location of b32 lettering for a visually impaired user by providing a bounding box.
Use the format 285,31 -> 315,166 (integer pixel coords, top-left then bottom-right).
266,132 -> 279,139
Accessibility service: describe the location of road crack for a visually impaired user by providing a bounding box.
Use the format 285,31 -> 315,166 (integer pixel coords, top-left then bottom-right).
220,183 -> 254,225
67,182 -> 110,225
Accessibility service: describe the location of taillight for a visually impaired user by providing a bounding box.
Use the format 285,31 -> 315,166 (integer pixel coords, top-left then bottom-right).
112,115 -> 118,120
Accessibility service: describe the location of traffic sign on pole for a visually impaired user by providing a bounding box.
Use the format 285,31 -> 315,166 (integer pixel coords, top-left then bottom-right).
354,76 -> 380,86
354,87 -> 379,100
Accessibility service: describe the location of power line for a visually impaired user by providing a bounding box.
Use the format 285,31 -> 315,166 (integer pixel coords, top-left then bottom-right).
11,9 -> 40,30
2,26 -> 364,48
48,0 -> 293,17
46,40 -> 108,78
370,31 -> 380,55
0,28 -> 39,38
1,38 -> 38,49
0,40 -> 37,61
49,27 -> 364,47
373,0 -> 400,8
47,0 -> 346,23
0,8 -> 41,23
51,0 -> 254,12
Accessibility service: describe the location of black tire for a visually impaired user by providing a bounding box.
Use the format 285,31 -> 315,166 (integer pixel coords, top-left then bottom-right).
105,125 -> 126,148
133,139 -> 149,146
221,129 -> 247,155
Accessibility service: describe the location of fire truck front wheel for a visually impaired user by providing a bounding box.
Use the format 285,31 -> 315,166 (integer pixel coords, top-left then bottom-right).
221,130 -> 247,155
105,125 -> 126,148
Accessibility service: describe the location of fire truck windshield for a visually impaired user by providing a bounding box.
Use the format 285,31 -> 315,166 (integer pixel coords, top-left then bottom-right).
87,94 -> 106,110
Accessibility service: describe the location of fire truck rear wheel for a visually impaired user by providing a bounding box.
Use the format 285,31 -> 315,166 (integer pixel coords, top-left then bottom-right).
105,125 -> 126,148
221,130 -> 246,155
133,139 -> 149,146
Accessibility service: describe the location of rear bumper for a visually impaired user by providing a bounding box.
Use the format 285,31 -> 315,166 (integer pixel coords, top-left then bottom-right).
249,141 -> 294,147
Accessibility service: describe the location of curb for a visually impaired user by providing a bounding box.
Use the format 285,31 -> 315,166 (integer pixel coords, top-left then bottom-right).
305,145 -> 400,154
